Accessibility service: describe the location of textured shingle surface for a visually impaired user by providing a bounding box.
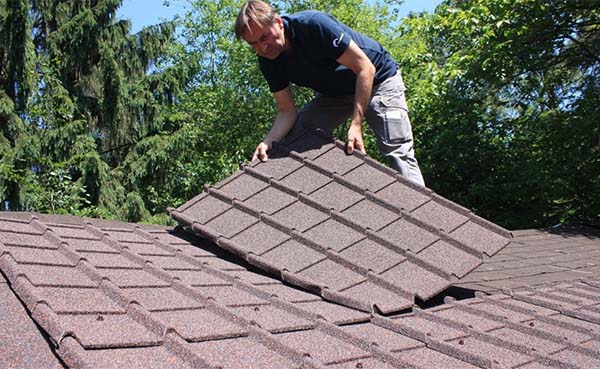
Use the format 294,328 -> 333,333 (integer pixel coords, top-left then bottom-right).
170,130 -> 512,313
454,227 -> 600,292
0,272 -> 65,369
1,212 -> 600,368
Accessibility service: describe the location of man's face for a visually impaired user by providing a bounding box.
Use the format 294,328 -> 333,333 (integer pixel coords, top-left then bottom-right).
243,17 -> 286,59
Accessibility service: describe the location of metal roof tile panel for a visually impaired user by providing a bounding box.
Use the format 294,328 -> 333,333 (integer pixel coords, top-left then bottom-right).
308,181 -> 364,212
393,346 -> 482,369
340,198 -> 399,231
1,245 -> 75,266
188,336 -> 301,369
0,283 -> 65,369
4,213 -> 600,369
275,329 -> 369,364
172,130 -> 511,311
279,166 -> 332,194
16,264 -> 98,287
61,312 -> 162,348
230,304 -> 315,333
339,239 -> 406,273
230,221 -> 291,255
153,308 -> 248,341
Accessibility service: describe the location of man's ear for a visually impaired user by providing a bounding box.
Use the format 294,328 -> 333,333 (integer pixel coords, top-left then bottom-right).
275,16 -> 284,29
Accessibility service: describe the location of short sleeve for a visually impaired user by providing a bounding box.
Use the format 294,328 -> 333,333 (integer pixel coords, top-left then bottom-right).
309,13 -> 351,60
259,57 -> 290,93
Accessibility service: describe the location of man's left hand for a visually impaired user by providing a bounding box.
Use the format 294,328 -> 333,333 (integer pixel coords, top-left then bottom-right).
346,124 -> 366,155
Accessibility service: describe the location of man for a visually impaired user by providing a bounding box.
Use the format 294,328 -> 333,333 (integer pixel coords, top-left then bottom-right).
235,0 -> 425,186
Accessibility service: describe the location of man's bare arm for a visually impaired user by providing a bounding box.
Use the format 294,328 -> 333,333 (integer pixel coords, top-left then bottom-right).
336,39 -> 376,155
253,86 -> 298,161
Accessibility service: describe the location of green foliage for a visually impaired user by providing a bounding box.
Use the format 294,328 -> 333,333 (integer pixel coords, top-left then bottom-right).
1,0 -> 597,230
0,0 -> 183,221
397,0 -> 599,228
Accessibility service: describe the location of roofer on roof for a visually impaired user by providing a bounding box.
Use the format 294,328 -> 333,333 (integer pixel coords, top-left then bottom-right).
235,0 -> 425,186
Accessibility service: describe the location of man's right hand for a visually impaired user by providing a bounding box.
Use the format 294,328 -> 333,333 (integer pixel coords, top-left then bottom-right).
252,142 -> 270,162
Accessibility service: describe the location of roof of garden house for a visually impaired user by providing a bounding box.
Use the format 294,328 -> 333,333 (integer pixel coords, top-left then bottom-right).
2,130 -> 600,368
1,212 -> 600,368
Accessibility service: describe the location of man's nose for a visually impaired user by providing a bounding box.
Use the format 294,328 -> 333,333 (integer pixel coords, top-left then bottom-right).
260,41 -> 268,54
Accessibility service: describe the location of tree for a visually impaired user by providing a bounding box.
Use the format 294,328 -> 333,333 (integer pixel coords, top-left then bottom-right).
0,0 -> 184,221
397,0 -> 599,228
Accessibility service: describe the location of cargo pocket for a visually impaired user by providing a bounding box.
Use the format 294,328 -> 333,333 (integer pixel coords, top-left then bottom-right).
380,92 -> 412,144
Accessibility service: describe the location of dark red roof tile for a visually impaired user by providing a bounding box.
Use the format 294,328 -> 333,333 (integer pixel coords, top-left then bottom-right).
17,264 -> 97,287
341,163 -> 395,192
1,232 -> 57,248
294,300 -> 370,325
341,323 -> 424,352
2,245 -> 75,266
193,285 -> 266,307
308,181 -> 364,212
230,304 -> 314,333
254,282 -> 320,303
311,145 -> 363,175
394,346 -> 481,369
61,312 -> 161,348
218,173 -> 270,201
102,268 -> 171,288
0,218 -> 42,234
279,166 -> 332,194
180,194 -> 230,224
302,219 -> 364,252
261,239 -> 326,273
449,221 -> 510,256
374,182 -> 431,212
204,207 -> 258,238
275,329 -> 368,364
66,238 -> 120,253
377,219 -> 439,253
341,198 -> 399,231
189,336 -> 299,369
121,241 -> 174,256
417,241 -> 481,278
47,224 -> 100,240
249,155 -> 303,180
284,130 -> 333,159
243,186 -> 297,215
60,339 -> 195,369
153,308 -> 248,341
0,283 -> 64,369
36,286 -> 126,314
230,222 -> 291,255
79,251 -> 142,269
272,201 -> 329,232
1,212 -> 598,368
380,262 -> 448,300
298,259 -> 367,291
171,130 -> 511,312
411,201 -> 469,233
142,255 -> 201,271
339,239 -> 406,273
124,287 -> 204,312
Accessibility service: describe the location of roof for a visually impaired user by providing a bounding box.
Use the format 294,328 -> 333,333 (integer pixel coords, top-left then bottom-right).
454,227 -> 600,293
2,130 -> 600,367
2,212 -> 600,368
169,130 -> 512,314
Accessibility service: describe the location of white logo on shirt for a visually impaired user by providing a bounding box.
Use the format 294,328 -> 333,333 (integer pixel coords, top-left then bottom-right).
332,33 -> 345,47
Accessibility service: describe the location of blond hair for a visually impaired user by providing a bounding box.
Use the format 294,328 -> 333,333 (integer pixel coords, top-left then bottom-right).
235,1 -> 278,40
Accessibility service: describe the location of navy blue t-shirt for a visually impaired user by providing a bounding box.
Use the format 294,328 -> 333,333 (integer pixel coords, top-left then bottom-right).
258,11 -> 397,97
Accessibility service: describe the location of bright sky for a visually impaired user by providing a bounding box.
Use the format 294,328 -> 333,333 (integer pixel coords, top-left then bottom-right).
118,0 -> 441,33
